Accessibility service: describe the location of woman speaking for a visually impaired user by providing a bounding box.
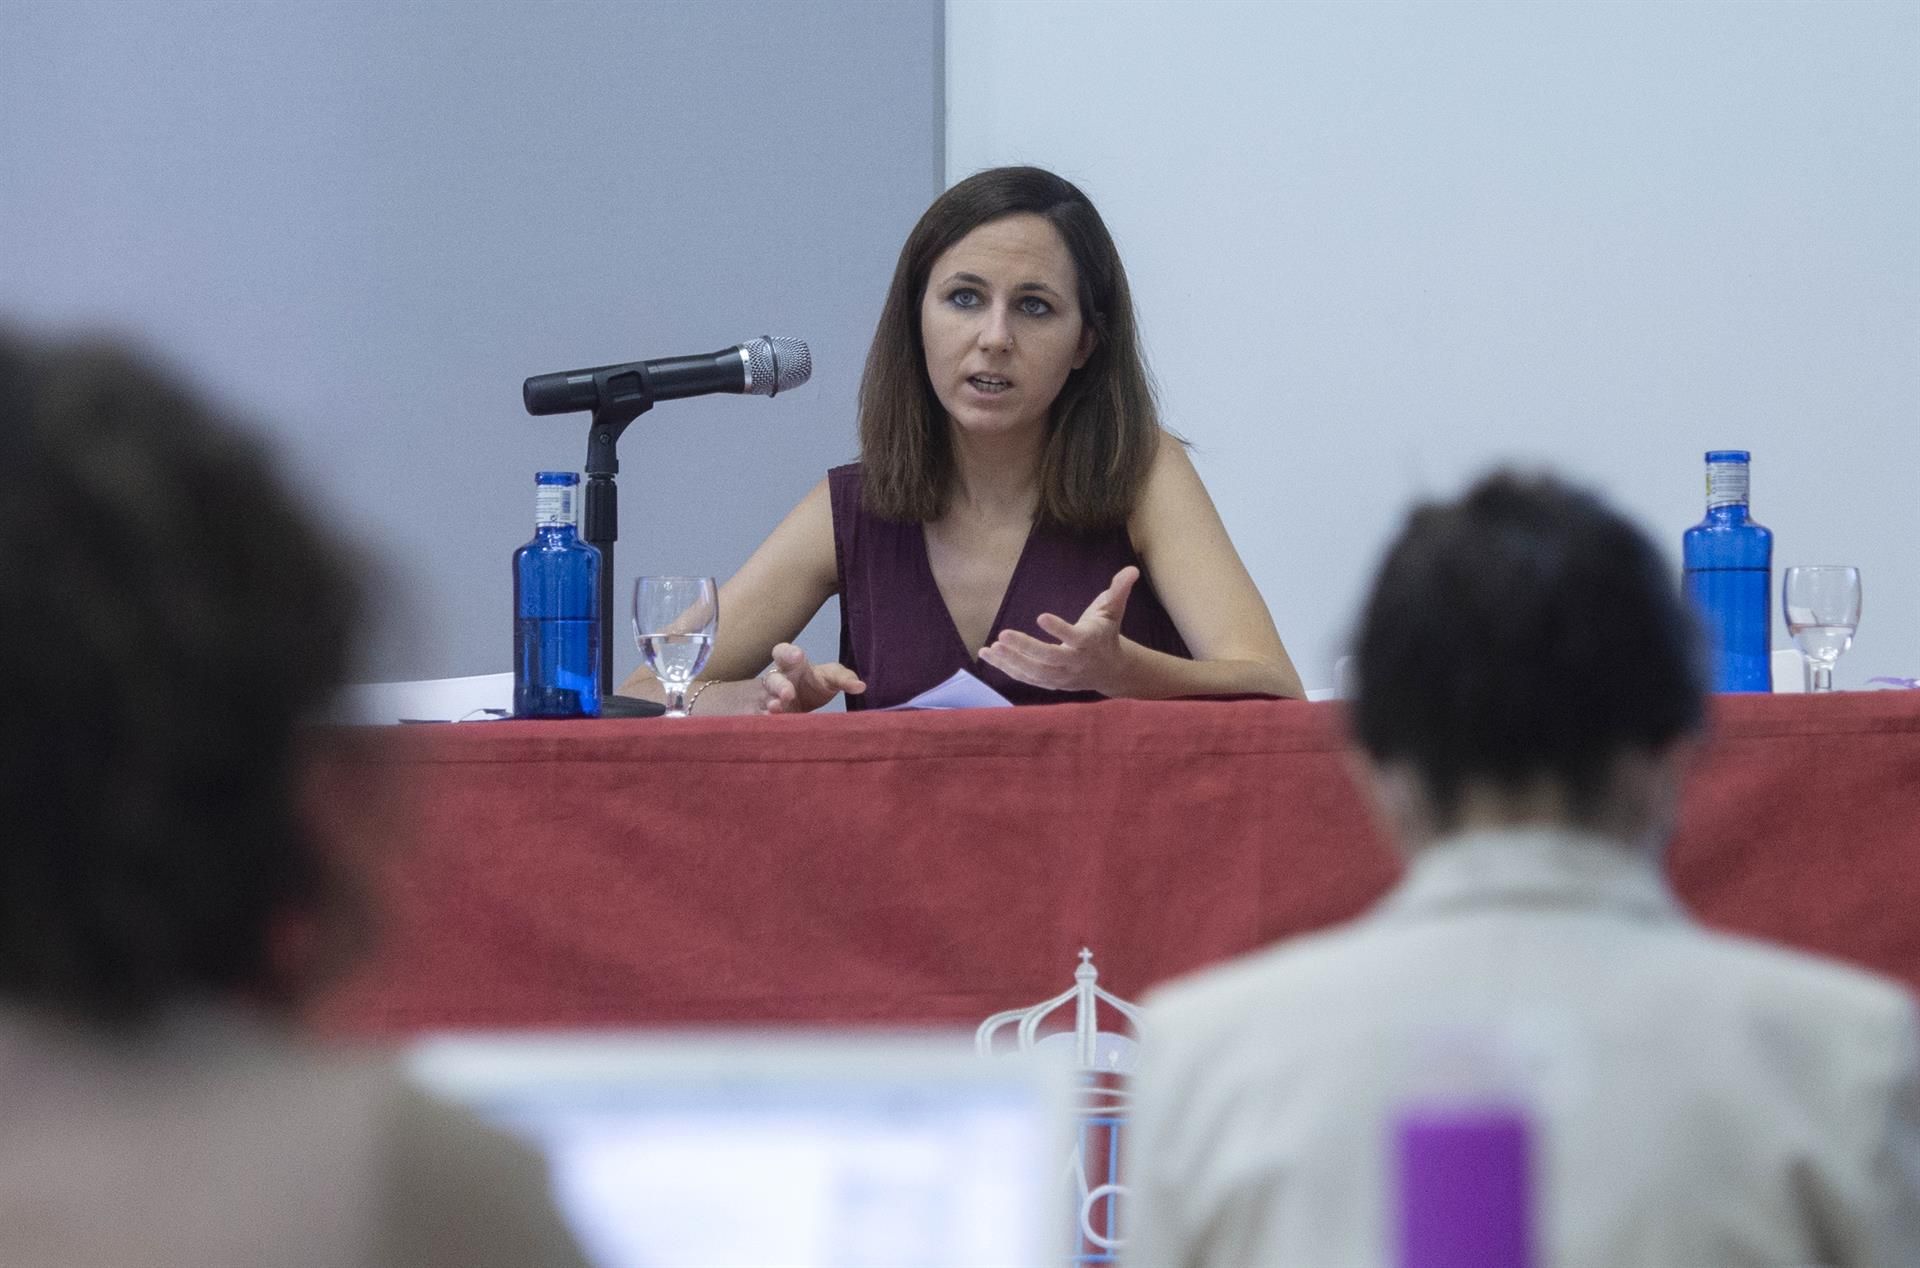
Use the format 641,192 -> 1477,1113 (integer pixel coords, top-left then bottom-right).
620,165 -> 1301,712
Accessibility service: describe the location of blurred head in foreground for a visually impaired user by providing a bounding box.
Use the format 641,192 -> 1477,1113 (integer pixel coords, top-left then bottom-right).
0,327 -> 369,1028
1349,470 -> 1706,850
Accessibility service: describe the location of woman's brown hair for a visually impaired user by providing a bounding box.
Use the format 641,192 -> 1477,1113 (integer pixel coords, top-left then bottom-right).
0,329 -> 376,1029
857,166 -> 1164,530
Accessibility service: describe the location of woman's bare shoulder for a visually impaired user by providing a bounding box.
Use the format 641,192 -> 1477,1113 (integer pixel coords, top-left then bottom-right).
1132,432 -> 1217,544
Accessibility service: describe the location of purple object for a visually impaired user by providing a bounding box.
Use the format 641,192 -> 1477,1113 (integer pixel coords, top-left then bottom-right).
1395,1103 -> 1535,1268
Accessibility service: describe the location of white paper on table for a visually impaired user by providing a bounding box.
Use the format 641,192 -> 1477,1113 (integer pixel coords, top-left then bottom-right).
878,668 -> 1013,711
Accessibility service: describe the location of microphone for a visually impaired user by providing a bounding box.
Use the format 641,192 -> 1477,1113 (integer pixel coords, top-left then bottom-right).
523,337 -> 811,416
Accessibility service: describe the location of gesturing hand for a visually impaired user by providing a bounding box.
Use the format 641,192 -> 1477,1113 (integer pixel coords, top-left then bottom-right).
759,642 -> 866,714
978,566 -> 1138,696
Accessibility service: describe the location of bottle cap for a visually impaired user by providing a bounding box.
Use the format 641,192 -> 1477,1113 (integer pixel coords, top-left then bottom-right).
1704,450 -> 1750,465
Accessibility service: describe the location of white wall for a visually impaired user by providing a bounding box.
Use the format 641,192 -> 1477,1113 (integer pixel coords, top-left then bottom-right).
948,0 -> 1919,689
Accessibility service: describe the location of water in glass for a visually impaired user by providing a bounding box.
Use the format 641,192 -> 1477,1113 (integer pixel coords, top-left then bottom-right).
641,632 -> 713,685
633,576 -> 719,717
1781,566 -> 1861,693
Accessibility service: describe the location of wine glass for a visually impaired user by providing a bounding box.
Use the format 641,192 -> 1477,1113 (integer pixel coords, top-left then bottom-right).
1782,566 -> 1861,693
633,576 -> 718,717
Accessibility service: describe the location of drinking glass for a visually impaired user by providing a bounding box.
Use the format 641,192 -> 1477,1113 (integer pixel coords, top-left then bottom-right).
633,576 -> 718,717
1782,566 -> 1861,693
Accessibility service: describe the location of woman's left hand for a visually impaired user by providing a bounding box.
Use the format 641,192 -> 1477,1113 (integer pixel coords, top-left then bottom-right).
979,566 -> 1138,695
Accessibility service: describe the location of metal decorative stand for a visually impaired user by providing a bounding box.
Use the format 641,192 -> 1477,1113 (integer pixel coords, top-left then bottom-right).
978,949 -> 1143,1265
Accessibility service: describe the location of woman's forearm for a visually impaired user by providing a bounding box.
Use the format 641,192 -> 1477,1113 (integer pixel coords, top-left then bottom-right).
1108,639 -> 1304,701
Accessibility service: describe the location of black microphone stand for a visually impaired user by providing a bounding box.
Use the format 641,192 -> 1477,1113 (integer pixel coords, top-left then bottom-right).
580,366 -> 661,716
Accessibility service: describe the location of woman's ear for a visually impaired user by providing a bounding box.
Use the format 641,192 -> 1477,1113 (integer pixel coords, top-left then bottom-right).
1349,753 -> 1436,855
1073,323 -> 1097,370
1625,733 -> 1702,850
269,729 -> 409,1005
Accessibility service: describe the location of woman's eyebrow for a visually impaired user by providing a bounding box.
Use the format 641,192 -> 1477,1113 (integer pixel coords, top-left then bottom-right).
937,272 -> 1065,299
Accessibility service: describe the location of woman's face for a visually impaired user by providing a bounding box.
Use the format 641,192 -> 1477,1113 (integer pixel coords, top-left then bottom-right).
919,213 -> 1094,443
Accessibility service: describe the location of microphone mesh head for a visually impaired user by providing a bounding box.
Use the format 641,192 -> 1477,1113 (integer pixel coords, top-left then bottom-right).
745,337 -> 811,397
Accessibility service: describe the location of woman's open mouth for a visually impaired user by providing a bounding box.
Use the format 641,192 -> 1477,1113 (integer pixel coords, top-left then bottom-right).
967,375 -> 1011,395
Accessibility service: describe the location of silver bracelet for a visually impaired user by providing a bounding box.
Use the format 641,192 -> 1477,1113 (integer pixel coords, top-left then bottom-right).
684,680 -> 717,715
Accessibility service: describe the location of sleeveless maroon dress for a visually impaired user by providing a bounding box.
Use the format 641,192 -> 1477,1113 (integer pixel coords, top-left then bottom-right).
828,463 -> 1192,710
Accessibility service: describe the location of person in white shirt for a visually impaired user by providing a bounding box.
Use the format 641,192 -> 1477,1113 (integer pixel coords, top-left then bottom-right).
1124,471 -> 1920,1268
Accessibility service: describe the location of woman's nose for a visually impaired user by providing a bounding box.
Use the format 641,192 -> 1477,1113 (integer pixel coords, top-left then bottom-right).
976,305 -> 1013,351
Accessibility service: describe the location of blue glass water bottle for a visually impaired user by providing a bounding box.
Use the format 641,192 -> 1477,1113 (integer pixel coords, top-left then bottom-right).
1682,450 -> 1771,692
513,471 -> 602,718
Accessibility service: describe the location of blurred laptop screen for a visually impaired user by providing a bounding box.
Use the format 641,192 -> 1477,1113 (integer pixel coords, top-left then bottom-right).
409,1033 -> 1065,1268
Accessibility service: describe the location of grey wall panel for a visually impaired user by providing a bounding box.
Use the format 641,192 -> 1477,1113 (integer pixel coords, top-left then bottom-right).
1,0 -> 944,687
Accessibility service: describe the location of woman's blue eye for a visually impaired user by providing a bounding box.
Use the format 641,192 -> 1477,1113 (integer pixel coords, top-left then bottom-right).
1019,296 -> 1053,316
948,289 -> 980,308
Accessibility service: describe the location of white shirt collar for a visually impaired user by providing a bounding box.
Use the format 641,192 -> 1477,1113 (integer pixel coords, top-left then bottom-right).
1373,825 -> 1685,926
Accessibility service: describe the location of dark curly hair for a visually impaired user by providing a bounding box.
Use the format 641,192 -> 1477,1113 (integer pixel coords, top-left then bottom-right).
0,328 -> 366,1027
858,165 -> 1164,529
1351,470 -> 1706,829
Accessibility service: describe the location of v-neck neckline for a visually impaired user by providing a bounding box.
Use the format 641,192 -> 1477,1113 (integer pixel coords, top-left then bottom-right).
919,516 -> 1043,665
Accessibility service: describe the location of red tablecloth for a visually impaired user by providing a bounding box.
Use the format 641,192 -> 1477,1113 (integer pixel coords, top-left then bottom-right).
312,693 -> 1920,1036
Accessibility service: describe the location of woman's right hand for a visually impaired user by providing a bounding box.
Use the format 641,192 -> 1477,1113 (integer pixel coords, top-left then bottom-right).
759,642 -> 865,714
